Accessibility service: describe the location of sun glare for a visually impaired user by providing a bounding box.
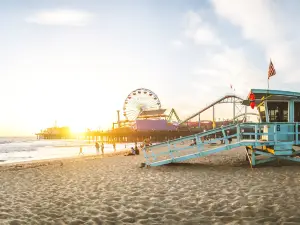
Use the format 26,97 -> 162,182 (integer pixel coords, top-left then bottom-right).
70,125 -> 86,134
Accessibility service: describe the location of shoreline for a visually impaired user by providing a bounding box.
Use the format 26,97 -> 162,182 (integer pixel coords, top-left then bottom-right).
0,149 -> 130,171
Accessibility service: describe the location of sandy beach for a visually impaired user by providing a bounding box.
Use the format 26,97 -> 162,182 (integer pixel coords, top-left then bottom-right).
1,147 -> 300,225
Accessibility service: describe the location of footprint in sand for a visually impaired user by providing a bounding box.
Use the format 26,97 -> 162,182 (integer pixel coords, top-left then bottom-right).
131,191 -> 142,196
123,210 -> 137,218
77,216 -> 90,222
139,200 -> 152,207
121,217 -> 136,223
164,214 -> 181,221
136,214 -> 150,220
104,211 -> 118,218
147,207 -> 162,214
103,206 -> 116,213
9,219 -> 27,225
138,219 -> 152,224
0,212 -> 14,219
177,211 -> 193,218
85,209 -> 100,216
255,217 -> 279,223
110,197 -> 121,201
201,210 -> 214,216
69,219 -> 85,225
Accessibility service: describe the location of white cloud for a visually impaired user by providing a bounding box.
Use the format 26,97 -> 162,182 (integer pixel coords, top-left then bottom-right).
170,40 -> 183,48
184,11 -> 221,46
211,0 -> 281,43
210,0 -> 300,83
25,9 -> 94,26
183,9 -> 265,97
192,47 -> 265,96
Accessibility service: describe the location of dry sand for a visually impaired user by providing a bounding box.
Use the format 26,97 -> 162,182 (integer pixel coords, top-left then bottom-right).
1,147 -> 300,225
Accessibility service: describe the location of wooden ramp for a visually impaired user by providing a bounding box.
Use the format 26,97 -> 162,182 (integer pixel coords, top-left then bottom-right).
143,123 -> 300,167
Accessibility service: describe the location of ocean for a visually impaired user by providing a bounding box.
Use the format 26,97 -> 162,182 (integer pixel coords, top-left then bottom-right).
0,137 -> 135,164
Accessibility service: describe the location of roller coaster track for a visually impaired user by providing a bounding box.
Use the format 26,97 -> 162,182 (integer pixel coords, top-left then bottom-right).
179,95 -> 244,125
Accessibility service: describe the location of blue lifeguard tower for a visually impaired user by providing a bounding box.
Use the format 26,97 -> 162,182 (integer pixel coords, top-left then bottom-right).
142,89 -> 300,167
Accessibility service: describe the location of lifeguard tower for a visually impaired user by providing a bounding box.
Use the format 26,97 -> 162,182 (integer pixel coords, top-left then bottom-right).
142,89 -> 300,167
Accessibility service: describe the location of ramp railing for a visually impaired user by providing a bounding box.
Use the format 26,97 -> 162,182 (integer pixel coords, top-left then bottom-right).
143,122 -> 300,166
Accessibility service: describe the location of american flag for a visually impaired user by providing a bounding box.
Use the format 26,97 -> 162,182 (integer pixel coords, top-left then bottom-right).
268,60 -> 276,79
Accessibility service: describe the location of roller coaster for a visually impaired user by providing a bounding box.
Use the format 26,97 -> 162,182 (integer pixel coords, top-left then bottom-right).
167,94 -> 258,128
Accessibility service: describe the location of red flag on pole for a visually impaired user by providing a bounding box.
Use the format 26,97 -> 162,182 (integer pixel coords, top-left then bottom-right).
268,60 -> 276,79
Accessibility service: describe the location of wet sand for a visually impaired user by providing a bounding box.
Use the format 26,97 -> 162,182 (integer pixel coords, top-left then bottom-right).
1,147 -> 300,224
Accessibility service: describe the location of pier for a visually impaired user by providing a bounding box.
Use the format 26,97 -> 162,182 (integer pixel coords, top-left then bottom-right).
84,129 -> 200,143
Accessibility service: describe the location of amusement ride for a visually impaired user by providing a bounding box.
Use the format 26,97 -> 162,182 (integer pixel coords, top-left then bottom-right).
123,88 -> 162,121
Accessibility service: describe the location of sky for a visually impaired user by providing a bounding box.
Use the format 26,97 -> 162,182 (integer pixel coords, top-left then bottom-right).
1,0 -> 300,136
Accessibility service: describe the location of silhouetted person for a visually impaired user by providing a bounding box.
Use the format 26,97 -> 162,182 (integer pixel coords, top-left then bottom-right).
78,146 -> 84,156
134,143 -> 139,155
95,142 -> 100,154
227,130 -> 232,144
125,147 -> 136,156
190,138 -> 197,146
101,143 -> 104,155
113,143 -> 116,152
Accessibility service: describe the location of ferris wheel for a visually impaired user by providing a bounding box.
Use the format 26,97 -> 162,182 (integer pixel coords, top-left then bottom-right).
123,88 -> 161,120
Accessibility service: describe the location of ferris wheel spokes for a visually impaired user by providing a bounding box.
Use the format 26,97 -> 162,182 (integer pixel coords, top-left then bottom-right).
122,88 -> 162,121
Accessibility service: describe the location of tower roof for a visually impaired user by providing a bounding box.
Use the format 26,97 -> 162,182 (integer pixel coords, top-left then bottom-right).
138,109 -> 167,117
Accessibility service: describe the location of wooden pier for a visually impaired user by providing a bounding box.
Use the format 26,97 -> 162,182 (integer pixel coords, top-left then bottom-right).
84,128 -> 202,143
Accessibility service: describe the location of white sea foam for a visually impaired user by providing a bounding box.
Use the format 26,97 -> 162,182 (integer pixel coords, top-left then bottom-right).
0,137 -> 136,164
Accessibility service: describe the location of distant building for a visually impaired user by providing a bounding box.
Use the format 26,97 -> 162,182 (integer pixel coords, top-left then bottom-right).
36,126 -> 71,139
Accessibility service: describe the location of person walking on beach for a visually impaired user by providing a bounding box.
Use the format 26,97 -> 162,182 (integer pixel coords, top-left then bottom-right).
227,130 -> 232,144
101,142 -> 104,155
78,146 -> 84,156
95,141 -> 100,154
134,142 -> 140,155
113,143 -> 116,152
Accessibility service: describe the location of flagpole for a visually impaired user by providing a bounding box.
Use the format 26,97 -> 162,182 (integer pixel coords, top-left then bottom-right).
267,60 -> 270,99
268,58 -> 270,91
